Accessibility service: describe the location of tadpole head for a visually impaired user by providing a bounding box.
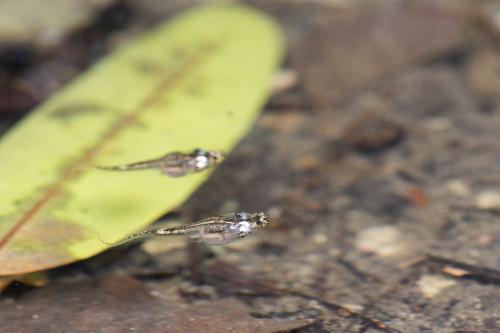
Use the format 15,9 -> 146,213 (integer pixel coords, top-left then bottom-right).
234,211 -> 269,228
254,212 -> 269,227
192,148 -> 225,167
208,150 -> 225,164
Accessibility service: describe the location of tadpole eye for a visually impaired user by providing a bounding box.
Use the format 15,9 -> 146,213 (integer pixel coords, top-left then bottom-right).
234,211 -> 249,222
193,148 -> 205,156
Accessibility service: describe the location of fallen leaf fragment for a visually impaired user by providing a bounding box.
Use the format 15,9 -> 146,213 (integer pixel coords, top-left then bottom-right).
0,275 -> 314,333
442,265 -> 469,277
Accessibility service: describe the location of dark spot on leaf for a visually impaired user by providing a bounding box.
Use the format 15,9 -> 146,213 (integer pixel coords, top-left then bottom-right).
134,60 -> 165,75
49,103 -> 107,120
171,46 -> 188,59
186,81 -> 205,97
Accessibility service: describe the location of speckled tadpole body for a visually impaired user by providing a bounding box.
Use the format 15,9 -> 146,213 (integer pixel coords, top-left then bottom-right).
102,212 -> 270,246
95,148 -> 225,177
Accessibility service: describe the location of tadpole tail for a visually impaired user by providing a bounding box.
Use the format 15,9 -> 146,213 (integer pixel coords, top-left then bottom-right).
97,220 -> 222,248
94,157 -> 164,172
97,228 -> 161,247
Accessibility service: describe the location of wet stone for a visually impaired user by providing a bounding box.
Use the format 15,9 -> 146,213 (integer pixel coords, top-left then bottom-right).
476,190 -> 500,209
342,113 -> 405,153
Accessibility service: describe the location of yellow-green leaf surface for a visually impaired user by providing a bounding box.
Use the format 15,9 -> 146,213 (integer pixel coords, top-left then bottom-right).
0,5 -> 283,276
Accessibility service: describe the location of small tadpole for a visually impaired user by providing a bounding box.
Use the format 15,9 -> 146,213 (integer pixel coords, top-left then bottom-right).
99,211 -> 270,247
94,148 -> 225,177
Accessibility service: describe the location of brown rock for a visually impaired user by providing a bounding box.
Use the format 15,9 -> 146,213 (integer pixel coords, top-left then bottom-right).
342,113 -> 405,152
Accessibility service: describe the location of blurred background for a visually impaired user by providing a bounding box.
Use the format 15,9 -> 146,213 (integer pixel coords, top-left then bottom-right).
1,1 -> 500,332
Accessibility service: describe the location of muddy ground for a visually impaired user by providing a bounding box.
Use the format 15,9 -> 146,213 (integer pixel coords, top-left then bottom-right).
1,1 -> 500,332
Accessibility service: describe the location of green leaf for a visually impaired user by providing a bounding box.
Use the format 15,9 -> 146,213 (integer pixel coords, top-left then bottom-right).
0,4 -> 283,276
